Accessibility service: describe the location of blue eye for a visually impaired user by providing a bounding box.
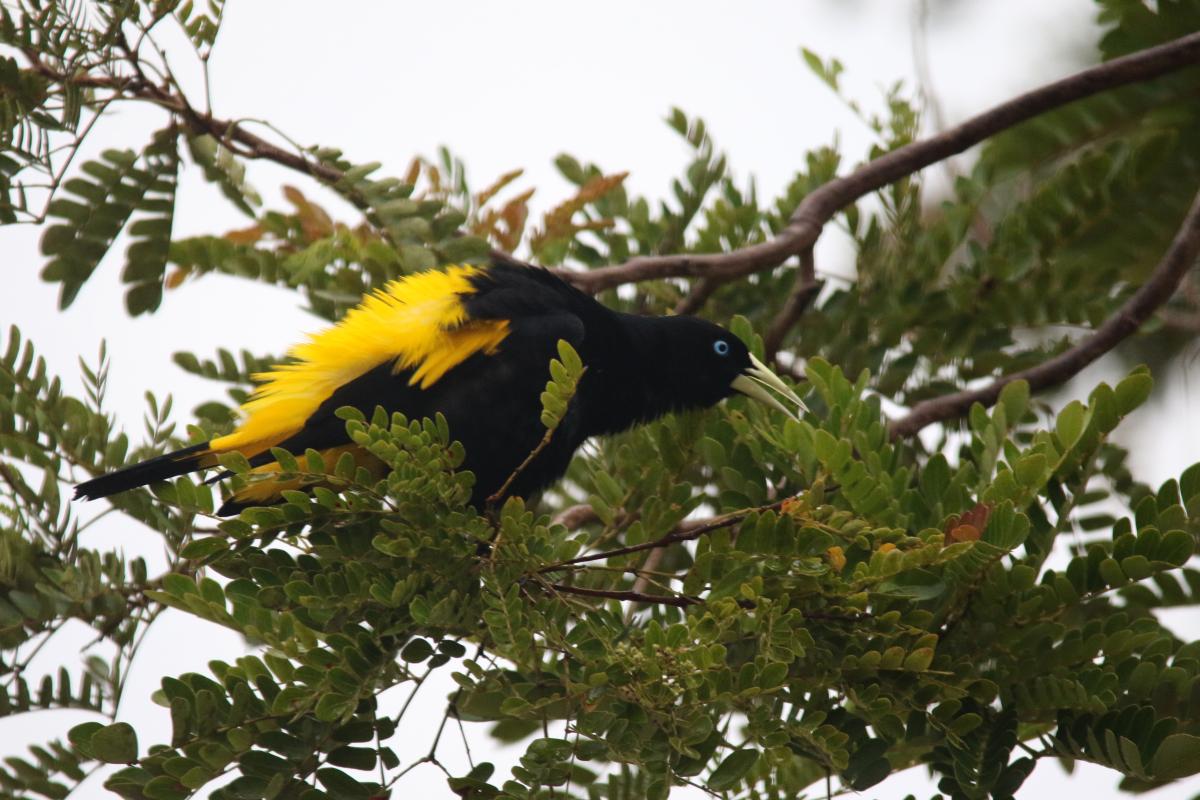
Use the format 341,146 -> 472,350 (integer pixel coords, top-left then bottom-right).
713,339 -> 730,356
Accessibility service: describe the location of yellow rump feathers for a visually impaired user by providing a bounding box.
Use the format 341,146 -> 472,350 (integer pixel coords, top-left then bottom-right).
209,265 -> 508,458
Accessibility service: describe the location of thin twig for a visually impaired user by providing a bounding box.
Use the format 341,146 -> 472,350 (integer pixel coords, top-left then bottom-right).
546,580 -> 876,620
764,247 -> 821,359
487,428 -> 555,511
548,582 -> 699,607
911,0 -> 958,184
674,276 -> 720,315
488,368 -> 585,512
24,56 -> 345,184
889,184 -> 1200,439
541,498 -> 790,572
627,546 -> 668,598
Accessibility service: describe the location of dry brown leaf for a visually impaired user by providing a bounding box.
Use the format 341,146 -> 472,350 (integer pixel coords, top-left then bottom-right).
283,185 -> 334,241
475,168 -> 525,208
780,497 -> 804,516
942,502 -> 991,546
164,267 -> 190,289
498,189 -> 534,251
531,172 -> 628,250
947,524 -> 981,543
425,162 -> 443,196
402,157 -> 422,188
224,224 -> 265,244
472,188 -> 535,252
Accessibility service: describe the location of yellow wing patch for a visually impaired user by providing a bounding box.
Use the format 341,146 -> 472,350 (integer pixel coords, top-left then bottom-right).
210,265 -> 508,457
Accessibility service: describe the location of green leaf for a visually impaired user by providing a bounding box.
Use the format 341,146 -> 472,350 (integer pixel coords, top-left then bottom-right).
400,638 -> 433,663
187,134 -> 259,216
902,647 -> 935,672
1152,733 -> 1200,780
316,767 -> 370,798
326,746 -> 377,771
1155,530 -> 1193,567
90,722 -> 138,763
180,537 -> 229,560
1055,401 -> 1086,449
998,379 -> 1030,425
68,721 -> 104,756
1014,453 -> 1048,488
438,640 -> 467,658
876,569 -> 946,600
1115,371 -> 1153,416
708,749 -> 759,790
758,662 -> 788,689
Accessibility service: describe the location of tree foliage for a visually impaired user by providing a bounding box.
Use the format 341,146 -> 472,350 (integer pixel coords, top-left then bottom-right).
3,2 -> 1200,799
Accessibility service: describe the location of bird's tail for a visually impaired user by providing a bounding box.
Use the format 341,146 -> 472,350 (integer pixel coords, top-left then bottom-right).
74,442 -> 215,501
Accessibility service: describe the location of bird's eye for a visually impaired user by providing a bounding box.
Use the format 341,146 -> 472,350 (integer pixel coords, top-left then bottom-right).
713,339 -> 730,356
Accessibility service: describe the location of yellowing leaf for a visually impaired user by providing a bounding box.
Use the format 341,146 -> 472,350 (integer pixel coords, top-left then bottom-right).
826,546 -> 846,571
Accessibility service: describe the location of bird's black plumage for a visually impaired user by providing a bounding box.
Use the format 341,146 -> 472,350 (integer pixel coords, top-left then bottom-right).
75,258 -> 797,514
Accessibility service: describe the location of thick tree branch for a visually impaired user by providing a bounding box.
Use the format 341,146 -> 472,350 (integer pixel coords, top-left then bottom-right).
564,31 -> 1200,293
889,185 -> 1200,439
551,503 -> 599,529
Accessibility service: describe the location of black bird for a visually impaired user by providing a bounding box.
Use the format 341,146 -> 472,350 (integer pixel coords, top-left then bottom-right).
74,259 -> 805,514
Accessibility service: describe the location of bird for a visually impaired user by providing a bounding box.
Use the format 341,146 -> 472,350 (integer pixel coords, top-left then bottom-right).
74,257 -> 806,516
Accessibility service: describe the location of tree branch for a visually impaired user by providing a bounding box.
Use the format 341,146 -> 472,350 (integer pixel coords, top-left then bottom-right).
627,546 -> 668,598
24,56 -> 344,184
551,503 -> 599,529
888,184 -> 1200,439
547,582 -> 699,607
541,498 -> 790,572
763,247 -> 820,359
25,32 -> 1200,300
673,276 -> 721,315
545,581 -> 874,619
562,31 -> 1200,293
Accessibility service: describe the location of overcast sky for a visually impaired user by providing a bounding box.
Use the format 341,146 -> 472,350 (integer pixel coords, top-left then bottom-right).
3,2 -> 1198,798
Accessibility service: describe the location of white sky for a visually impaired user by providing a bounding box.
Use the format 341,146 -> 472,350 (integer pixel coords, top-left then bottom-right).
2,1 -> 1199,798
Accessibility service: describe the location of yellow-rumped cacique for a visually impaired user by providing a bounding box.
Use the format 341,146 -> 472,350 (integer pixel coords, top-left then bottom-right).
74,257 -> 806,515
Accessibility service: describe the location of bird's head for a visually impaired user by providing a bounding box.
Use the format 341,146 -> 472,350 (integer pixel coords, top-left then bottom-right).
624,315 -> 807,420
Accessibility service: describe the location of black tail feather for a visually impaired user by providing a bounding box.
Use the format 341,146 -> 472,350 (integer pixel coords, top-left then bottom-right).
74,442 -> 212,501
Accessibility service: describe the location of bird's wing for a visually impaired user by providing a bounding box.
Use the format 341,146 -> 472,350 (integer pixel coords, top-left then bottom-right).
207,265 -> 511,459
216,282 -> 587,515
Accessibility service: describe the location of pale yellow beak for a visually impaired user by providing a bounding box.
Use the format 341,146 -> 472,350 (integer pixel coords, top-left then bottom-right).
730,354 -> 808,420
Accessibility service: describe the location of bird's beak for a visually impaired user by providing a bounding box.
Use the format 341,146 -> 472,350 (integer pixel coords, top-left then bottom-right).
730,354 -> 808,420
